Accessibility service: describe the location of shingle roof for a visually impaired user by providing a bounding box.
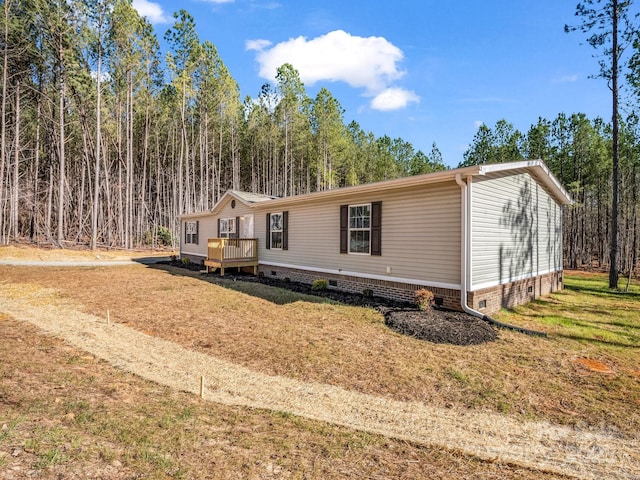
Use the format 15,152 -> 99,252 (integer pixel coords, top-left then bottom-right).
228,190 -> 279,203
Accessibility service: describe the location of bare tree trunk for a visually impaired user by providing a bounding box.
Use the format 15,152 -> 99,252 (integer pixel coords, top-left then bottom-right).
127,73 -> 133,247
124,74 -> 131,248
91,21 -> 102,250
139,92 -> 150,246
11,82 -> 20,240
76,158 -> 86,241
57,70 -> 65,246
217,121 -> 223,201
609,0 -> 620,288
117,159 -> 123,246
103,147 -> 113,246
46,164 -> 53,241
0,0 -> 10,244
178,80 -> 187,215
32,99 -> 41,242
231,120 -> 239,190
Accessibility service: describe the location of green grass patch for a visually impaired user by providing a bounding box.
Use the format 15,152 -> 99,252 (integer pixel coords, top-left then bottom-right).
497,272 -> 640,353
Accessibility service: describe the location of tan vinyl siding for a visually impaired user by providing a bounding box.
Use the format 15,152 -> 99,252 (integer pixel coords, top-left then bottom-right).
180,196 -> 256,259
539,192 -> 562,273
180,219 -> 216,259
215,202 -> 254,227
471,172 -> 563,289
255,181 -> 461,287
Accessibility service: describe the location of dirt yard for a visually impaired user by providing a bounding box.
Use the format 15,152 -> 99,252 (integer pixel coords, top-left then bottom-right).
1,245 -> 639,479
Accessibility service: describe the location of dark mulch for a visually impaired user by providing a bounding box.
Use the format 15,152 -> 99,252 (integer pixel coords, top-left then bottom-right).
381,307 -> 498,346
162,260 -> 497,345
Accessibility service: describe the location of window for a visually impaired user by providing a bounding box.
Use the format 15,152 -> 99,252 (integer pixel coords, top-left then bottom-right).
218,217 -> 236,238
349,204 -> 371,254
340,202 -> 381,256
266,211 -> 288,250
270,213 -> 284,249
185,221 -> 198,244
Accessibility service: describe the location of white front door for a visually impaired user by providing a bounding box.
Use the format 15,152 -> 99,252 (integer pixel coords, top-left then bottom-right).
241,214 -> 254,238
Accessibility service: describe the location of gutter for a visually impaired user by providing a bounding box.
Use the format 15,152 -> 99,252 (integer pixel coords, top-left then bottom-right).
455,173 -> 547,338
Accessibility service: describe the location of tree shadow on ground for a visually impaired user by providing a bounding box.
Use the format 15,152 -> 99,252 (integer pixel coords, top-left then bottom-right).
145,261 -> 406,308
569,284 -> 640,302
552,332 -> 640,349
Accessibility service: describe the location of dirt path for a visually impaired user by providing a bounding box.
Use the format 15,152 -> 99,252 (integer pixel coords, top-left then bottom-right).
1,283 -> 638,480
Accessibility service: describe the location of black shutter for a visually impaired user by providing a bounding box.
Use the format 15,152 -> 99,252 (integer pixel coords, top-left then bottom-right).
371,201 -> 382,256
266,213 -> 271,249
282,211 -> 289,250
217,218 -> 221,238
194,221 -> 199,245
235,216 -> 240,238
340,205 -> 348,254
184,222 -> 188,244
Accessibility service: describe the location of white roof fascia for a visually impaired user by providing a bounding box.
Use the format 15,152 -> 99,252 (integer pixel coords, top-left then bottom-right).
253,167 -> 480,208
477,159 -> 572,205
178,191 -> 249,220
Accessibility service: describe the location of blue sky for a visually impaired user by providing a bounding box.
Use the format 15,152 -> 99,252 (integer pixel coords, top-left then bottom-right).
132,0 -> 622,167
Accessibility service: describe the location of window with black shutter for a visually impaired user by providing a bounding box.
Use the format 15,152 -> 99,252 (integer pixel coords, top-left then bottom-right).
267,211 -> 288,250
340,202 -> 381,255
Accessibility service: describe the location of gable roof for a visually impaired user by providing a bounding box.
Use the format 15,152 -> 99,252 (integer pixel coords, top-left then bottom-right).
179,190 -> 279,220
180,160 -> 571,219
228,190 -> 280,204
475,160 -> 572,205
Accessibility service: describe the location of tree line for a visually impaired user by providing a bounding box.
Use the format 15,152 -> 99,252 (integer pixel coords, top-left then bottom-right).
460,114 -> 639,278
0,0 -> 638,279
0,0 -> 445,250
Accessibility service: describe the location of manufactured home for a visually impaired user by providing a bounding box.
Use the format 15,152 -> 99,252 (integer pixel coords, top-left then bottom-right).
179,160 -> 571,314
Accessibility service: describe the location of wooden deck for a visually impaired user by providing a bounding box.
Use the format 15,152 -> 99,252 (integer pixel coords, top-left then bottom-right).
204,238 -> 258,276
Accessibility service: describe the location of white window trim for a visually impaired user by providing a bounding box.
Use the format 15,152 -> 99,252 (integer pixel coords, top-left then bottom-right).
348,203 -> 371,255
220,217 -> 236,238
270,212 -> 284,250
185,221 -> 198,244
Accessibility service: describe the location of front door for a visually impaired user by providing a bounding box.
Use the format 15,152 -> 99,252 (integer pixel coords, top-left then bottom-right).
241,214 -> 254,238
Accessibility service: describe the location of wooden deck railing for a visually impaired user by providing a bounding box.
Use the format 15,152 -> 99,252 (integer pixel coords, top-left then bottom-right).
205,238 -> 258,275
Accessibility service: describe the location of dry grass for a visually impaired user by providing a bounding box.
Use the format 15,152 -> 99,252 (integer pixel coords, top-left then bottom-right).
0,244 -> 173,262
0,318 -> 564,479
1,246 -> 639,478
2,261 -> 638,438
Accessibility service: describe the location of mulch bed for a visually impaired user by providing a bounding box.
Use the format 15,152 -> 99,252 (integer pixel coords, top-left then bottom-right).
163,260 -> 498,346
381,307 -> 498,346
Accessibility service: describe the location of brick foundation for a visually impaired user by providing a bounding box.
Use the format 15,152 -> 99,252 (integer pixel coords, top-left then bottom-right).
468,271 -> 563,314
257,264 -> 563,314
257,265 -> 462,310
182,255 -> 563,314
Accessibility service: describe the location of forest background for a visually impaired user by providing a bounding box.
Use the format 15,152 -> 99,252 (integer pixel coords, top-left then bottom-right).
0,0 -> 638,276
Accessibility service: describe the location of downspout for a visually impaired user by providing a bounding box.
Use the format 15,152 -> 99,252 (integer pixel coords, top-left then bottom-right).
455,173 -> 479,318
455,173 -> 547,337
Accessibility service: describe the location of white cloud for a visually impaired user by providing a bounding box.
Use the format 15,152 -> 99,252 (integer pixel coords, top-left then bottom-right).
252,30 -> 409,101
246,39 -> 272,51
370,88 -> 419,111
198,0 -> 235,3
556,74 -> 579,83
132,0 -> 171,24
473,120 -> 484,129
